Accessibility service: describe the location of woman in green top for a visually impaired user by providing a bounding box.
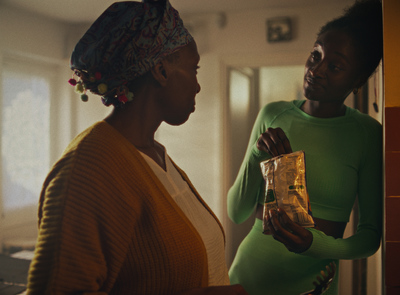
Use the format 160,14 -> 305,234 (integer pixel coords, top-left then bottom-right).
228,0 -> 383,294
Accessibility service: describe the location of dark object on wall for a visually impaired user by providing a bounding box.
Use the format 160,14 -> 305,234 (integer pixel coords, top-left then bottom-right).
267,17 -> 292,43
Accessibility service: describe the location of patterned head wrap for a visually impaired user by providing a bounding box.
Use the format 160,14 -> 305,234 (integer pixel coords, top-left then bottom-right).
69,0 -> 193,107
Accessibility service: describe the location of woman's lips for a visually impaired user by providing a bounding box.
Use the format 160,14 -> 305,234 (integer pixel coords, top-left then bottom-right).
305,77 -> 324,89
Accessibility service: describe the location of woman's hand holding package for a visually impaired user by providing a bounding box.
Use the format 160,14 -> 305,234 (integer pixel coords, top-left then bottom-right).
257,127 -> 292,157
266,208 -> 313,253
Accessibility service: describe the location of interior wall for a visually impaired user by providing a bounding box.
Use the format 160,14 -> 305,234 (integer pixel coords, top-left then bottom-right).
0,6 -> 67,60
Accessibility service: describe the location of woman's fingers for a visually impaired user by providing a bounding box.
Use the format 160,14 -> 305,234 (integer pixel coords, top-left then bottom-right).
257,133 -> 276,155
273,128 -> 292,155
268,209 -> 297,242
256,127 -> 292,157
267,208 -> 313,253
280,134 -> 293,155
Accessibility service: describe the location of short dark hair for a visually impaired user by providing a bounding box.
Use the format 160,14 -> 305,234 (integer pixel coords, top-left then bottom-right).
318,0 -> 383,79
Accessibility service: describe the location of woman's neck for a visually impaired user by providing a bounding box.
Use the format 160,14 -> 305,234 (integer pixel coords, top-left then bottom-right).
104,104 -> 167,170
104,103 -> 161,148
301,100 -> 346,118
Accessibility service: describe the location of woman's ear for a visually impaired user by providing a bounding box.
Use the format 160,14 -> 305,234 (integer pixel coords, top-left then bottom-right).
150,61 -> 169,87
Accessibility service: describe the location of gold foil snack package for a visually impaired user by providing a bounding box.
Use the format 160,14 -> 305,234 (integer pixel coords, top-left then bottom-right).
260,150 -> 315,234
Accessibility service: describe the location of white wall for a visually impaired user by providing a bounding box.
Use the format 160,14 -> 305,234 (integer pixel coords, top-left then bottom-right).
0,6 -> 67,60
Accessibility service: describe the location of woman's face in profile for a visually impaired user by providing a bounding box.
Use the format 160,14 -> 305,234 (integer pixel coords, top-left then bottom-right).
303,29 -> 364,103
161,41 -> 201,126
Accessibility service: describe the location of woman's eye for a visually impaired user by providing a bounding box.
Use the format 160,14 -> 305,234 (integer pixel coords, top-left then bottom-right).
310,51 -> 320,62
328,64 -> 342,72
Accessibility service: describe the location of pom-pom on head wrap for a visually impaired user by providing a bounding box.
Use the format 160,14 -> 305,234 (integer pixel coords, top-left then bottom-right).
70,0 -> 194,107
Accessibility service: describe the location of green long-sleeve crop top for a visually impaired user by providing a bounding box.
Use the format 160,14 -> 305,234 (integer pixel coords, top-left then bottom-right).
227,100 -> 383,260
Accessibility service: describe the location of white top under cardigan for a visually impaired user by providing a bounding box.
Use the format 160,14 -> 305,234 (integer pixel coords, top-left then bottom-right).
139,150 -> 230,286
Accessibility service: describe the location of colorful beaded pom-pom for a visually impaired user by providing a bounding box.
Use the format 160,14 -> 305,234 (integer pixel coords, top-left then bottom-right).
68,78 -> 77,86
101,97 -> 112,106
118,94 -> 128,103
97,83 -> 108,94
127,92 -> 134,101
75,83 -> 84,93
81,94 -> 89,102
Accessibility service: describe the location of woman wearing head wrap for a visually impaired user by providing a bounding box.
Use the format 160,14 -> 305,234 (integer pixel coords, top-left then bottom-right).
228,0 -> 383,294
26,1 -> 247,294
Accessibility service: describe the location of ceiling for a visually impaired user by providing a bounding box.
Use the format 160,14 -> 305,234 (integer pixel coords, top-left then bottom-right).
0,0 -> 345,24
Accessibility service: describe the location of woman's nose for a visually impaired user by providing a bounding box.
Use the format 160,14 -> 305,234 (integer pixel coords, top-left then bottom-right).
197,83 -> 201,93
310,62 -> 326,78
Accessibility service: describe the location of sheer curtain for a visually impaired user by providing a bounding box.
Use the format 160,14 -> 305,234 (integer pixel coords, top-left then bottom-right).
1,57 -> 53,253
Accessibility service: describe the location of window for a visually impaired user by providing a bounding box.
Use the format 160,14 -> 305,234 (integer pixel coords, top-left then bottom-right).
2,64 -> 51,211
1,56 -> 55,252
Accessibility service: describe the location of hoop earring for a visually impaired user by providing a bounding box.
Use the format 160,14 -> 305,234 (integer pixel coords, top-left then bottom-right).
353,88 -> 359,95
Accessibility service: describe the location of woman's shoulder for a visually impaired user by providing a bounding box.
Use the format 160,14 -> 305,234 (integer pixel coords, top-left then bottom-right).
56,121 -> 141,180
348,109 -> 382,135
258,100 -> 298,118
44,121 -> 148,203
260,100 -> 295,110
64,121 -> 130,157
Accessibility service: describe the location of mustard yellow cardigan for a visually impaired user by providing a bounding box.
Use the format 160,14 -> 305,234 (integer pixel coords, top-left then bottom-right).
27,121 -> 225,294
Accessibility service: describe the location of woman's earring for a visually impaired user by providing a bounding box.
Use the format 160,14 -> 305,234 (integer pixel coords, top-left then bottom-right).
353,88 -> 359,95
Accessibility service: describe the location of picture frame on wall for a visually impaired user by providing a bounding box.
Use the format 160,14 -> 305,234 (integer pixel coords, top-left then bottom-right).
267,17 -> 292,43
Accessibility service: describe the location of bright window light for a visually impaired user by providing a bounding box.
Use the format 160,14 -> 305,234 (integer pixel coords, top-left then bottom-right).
2,67 -> 50,212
